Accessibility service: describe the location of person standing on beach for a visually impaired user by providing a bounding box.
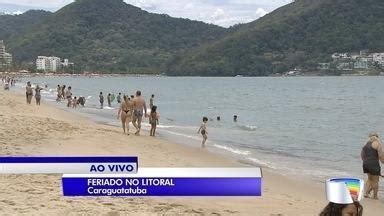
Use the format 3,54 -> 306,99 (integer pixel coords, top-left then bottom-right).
99,92 -> 104,109
61,85 -> 66,100
35,85 -> 43,106
361,133 -> 384,200
149,105 -> 159,137
132,90 -> 147,135
117,95 -> 132,134
107,93 -> 112,107
197,117 -> 208,148
56,85 -> 61,101
25,82 -> 33,104
149,94 -> 155,109
117,93 -> 122,104
66,86 -> 72,107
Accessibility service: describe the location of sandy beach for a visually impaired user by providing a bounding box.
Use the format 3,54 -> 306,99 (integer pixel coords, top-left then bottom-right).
0,88 -> 383,215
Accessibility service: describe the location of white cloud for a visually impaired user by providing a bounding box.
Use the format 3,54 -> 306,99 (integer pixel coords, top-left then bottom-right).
0,0 -> 291,27
0,10 -> 22,15
255,8 -> 267,18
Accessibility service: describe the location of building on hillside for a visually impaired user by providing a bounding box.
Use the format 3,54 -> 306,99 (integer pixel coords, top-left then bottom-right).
318,63 -> 330,70
336,62 -> 353,71
62,59 -> 69,67
354,58 -> 369,70
0,40 -> 13,69
332,53 -> 350,60
36,56 -> 62,72
36,56 -> 47,71
372,53 -> 384,66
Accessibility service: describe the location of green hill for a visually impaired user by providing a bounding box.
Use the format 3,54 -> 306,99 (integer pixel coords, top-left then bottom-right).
166,0 -> 384,76
0,10 -> 51,41
6,0 -> 226,73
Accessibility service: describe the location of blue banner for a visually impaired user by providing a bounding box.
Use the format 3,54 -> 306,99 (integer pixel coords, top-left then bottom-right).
0,156 -> 138,163
62,177 -> 262,196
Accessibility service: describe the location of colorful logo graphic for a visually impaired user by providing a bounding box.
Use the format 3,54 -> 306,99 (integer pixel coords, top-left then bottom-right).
326,178 -> 364,204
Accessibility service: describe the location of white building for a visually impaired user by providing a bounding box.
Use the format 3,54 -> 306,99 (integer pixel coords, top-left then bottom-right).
36,56 -> 47,71
36,56 -> 62,72
372,53 -> 384,65
0,40 -> 12,68
62,59 -> 69,67
332,53 -> 350,60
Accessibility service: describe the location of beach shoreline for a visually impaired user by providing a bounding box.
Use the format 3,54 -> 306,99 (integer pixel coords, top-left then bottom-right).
0,85 -> 383,215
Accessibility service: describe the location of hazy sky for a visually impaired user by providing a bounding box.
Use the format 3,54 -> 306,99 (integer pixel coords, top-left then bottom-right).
0,0 -> 292,27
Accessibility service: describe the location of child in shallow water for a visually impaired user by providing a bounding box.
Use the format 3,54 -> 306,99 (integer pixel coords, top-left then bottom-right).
72,97 -> 78,109
197,117 -> 208,148
149,106 -> 159,137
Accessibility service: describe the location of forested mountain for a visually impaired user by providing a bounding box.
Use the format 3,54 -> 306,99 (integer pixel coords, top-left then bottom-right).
166,0 -> 384,76
0,10 -> 51,40
2,0 -> 383,75
3,0 -> 226,73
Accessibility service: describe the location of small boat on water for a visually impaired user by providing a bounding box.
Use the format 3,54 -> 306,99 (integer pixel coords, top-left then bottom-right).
235,75 -> 243,77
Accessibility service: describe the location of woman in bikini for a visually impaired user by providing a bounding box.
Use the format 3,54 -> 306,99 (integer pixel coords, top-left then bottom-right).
117,95 -> 132,134
35,85 -> 43,106
197,117 -> 208,148
25,82 -> 33,104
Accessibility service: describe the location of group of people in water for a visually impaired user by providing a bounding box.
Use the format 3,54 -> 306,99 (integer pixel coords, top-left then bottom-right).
1,76 -> 16,90
56,85 -> 86,108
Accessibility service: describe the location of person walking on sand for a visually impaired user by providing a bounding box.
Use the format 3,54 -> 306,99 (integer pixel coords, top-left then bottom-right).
149,94 -> 155,109
35,85 -> 43,106
26,82 -> 33,104
99,92 -> 104,109
132,90 -> 147,135
149,105 -> 159,137
117,95 -> 132,134
361,133 -> 384,200
197,117 -> 208,148
107,93 -> 112,107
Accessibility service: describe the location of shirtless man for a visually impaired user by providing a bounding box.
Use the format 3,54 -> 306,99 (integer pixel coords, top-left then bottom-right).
132,90 -> 147,135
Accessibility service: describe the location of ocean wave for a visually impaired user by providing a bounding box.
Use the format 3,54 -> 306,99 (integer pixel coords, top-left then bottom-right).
213,144 -> 251,156
162,130 -> 201,141
236,125 -> 257,131
246,157 -> 276,169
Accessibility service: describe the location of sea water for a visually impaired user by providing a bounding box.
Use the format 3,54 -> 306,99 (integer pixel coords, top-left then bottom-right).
15,75 -> 384,189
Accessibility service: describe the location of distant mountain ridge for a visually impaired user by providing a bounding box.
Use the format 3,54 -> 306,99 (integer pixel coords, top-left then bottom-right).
2,0 -> 226,73
166,0 -> 384,76
0,10 -> 51,41
2,0 -> 383,75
